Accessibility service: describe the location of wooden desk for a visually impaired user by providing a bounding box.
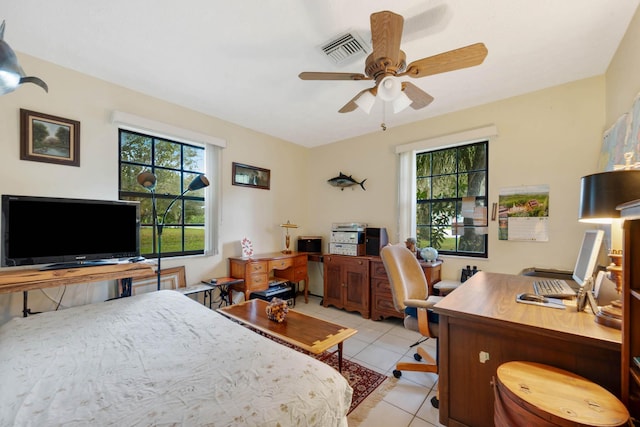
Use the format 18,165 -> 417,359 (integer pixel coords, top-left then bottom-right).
0,262 -> 155,316
228,252 -> 309,303
434,271 -> 621,427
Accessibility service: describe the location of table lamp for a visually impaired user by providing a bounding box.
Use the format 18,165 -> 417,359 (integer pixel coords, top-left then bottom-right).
579,170 -> 640,293
280,220 -> 298,254
137,171 -> 210,290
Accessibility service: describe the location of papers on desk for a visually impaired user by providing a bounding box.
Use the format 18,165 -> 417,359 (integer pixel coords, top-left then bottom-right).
515,293 -> 566,309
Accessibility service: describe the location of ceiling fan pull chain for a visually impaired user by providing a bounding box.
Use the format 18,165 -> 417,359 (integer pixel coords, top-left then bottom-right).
381,102 -> 387,131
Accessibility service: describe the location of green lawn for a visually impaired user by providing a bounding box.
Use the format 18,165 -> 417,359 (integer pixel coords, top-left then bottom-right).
140,227 -> 205,253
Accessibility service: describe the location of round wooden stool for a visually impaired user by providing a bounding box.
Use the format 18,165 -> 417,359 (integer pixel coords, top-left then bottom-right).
494,361 -> 629,427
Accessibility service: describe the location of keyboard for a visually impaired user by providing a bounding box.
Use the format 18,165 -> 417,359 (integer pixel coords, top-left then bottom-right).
263,285 -> 292,297
533,279 -> 576,298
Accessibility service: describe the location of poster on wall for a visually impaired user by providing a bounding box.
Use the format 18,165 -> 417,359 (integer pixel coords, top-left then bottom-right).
598,113 -> 631,171
498,185 -> 549,241
598,91 -> 640,172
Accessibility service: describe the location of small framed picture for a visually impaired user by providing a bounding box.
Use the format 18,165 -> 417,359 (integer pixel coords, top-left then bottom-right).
232,162 -> 270,190
20,109 -> 80,167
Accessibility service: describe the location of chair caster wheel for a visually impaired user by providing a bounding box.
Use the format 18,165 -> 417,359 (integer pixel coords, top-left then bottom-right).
414,353 -> 422,361
431,396 -> 439,409
393,369 -> 402,378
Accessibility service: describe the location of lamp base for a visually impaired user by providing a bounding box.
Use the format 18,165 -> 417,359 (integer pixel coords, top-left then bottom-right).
281,249 -> 293,254
594,299 -> 622,330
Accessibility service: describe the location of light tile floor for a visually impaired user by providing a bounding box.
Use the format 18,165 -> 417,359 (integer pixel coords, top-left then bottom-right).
294,295 -> 445,427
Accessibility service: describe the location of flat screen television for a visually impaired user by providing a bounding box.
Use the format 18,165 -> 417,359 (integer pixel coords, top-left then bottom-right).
1,194 -> 140,270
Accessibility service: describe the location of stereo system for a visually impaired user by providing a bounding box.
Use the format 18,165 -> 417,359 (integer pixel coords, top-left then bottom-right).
328,223 -> 388,256
365,227 -> 389,256
297,236 -> 322,253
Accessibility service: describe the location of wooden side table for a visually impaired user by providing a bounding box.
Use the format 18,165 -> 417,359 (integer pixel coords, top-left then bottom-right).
495,361 -> 629,427
177,277 -> 244,308
176,283 -> 215,308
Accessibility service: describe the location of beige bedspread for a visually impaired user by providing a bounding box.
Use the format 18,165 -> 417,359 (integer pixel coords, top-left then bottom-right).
0,290 -> 352,426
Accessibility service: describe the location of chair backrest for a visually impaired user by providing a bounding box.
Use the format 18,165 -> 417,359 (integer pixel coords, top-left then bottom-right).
380,244 -> 429,312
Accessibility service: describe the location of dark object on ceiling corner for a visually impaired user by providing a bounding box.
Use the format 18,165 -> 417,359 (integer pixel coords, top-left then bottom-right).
0,20 -> 48,95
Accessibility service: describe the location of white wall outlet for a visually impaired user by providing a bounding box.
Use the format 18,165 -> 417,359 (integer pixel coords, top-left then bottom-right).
479,351 -> 490,363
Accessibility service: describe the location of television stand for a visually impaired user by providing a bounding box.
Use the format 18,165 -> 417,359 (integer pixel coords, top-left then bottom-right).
0,262 -> 154,317
39,259 -> 119,271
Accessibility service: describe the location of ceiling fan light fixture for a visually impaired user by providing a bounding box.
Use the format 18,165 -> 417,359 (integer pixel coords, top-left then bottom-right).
392,91 -> 412,113
378,76 -> 402,101
355,90 -> 376,114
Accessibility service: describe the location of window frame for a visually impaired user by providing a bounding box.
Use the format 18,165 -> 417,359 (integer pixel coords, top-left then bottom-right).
415,140 -> 489,258
118,128 -> 209,259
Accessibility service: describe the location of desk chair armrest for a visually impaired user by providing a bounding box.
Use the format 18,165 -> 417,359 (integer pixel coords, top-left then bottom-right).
405,296 -> 443,309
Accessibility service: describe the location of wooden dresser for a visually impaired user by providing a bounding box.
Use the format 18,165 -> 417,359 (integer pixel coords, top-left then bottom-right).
322,254 -> 442,320
370,258 -> 442,320
323,254 -> 370,318
228,252 -> 309,303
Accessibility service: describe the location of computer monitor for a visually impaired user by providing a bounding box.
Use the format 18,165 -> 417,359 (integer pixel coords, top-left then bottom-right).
572,229 -> 604,286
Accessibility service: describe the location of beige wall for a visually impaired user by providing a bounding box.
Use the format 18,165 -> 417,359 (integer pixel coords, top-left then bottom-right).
1,5 -> 639,321
0,54 -> 309,322
307,77 -> 606,283
606,5 -> 640,126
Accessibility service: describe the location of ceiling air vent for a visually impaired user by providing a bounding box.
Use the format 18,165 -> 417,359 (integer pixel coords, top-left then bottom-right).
319,31 -> 370,65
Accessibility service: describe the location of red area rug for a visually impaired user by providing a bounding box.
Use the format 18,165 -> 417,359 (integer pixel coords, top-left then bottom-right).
262,333 -> 388,414
314,351 -> 388,414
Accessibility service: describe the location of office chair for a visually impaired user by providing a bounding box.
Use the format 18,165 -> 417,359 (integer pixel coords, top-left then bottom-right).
380,244 -> 443,408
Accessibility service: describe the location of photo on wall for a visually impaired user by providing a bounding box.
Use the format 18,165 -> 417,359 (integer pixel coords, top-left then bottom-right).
20,109 -> 80,167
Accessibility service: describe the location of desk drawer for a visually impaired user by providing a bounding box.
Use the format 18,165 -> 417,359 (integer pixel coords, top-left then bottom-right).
245,273 -> 268,288
370,261 -> 387,279
269,258 -> 294,271
371,276 -> 391,294
277,266 -> 307,282
248,261 -> 268,274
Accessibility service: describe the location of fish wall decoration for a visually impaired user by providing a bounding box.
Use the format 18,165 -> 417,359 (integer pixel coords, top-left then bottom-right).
0,20 -> 48,95
327,172 -> 366,191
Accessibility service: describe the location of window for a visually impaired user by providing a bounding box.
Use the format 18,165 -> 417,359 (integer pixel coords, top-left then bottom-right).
415,141 -> 488,257
119,129 -> 209,259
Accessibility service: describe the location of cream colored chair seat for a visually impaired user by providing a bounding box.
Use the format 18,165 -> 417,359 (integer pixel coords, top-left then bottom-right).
380,244 -> 443,408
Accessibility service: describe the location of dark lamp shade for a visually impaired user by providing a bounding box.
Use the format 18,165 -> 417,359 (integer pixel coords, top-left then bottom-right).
136,171 -> 157,191
188,175 -> 209,191
579,170 -> 640,223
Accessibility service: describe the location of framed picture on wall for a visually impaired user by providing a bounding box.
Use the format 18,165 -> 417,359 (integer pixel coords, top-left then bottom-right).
20,109 -> 80,167
232,162 -> 270,190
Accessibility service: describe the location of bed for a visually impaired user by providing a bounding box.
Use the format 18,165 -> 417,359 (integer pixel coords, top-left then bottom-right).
0,290 -> 352,426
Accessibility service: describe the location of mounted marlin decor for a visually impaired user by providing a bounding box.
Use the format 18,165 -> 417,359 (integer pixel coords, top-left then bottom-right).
327,172 -> 367,191
0,20 -> 48,95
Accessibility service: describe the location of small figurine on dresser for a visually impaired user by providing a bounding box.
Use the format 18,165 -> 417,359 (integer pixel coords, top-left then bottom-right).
405,237 -> 417,255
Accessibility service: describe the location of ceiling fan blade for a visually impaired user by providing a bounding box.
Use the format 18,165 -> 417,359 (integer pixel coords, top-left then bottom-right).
298,71 -> 370,81
400,43 -> 488,78
338,87 -> 377,113
370,11 -> 404,65
402,82 -> 434,110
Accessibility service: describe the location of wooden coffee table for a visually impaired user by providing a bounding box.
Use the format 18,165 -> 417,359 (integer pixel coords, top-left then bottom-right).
217,299 -> 357,372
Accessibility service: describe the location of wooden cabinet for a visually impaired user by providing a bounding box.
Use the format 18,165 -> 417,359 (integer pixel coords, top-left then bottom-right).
323,254 -> 370,318
621,200 -> 640,418
370,258 -> 443,321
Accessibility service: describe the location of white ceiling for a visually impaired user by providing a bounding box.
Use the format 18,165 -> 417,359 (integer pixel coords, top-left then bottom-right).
3,1 -> 639,148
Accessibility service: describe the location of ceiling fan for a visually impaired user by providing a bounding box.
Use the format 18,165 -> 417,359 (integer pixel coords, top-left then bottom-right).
299,10 -> 487,114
